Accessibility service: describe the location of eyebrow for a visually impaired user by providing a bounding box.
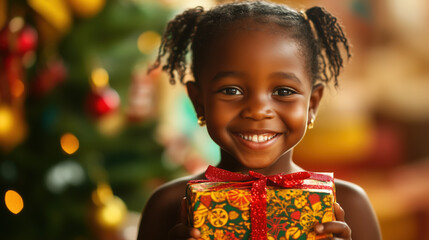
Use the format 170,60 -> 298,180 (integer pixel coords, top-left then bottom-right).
211,71 -> 302,83
211,71 -> 245,82
270,72 -> 302,84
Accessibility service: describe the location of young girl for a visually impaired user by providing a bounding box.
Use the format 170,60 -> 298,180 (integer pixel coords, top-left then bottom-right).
137,1 -> 381,239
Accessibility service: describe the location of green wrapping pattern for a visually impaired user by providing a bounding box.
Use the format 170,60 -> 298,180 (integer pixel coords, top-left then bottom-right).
186,182 -> 335,240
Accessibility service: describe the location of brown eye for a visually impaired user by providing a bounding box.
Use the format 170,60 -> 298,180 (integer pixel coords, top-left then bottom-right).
220,87 -> 242,95
273,88 -> 295,96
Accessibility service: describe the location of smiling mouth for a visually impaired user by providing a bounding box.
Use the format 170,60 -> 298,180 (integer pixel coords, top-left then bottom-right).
238,133 -> 278,143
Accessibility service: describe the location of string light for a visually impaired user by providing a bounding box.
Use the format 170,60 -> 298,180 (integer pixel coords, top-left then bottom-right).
137,31 -> 161,54
9,17 -> 24,33
5,190 -> 24,214
97,196 -> 127,228
60,133 -> 79,154
92,183 -> 127,228
0,106 -> 14,135
11,79 -> 25,98
90,68 -> 109,89
92,183 -> 113,206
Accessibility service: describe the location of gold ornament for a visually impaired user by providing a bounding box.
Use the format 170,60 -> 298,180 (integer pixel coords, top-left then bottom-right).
28,0 -> 72,33
0,105 -> 27,152
197,116 -> 206,126
66,0 -> 105,18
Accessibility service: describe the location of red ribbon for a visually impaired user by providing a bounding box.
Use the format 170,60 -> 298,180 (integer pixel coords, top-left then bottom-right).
192,166 -> 334,240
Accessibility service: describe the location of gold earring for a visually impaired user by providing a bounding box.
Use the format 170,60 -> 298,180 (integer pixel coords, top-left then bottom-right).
308,118 -> 315,129
197,116 -> 206,126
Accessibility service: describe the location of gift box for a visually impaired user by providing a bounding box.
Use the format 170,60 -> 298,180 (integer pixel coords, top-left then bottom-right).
186,166 -> 335,240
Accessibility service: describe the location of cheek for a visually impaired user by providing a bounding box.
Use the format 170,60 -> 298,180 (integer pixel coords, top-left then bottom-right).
281,101 -> 309,131
204,100 -> 234,134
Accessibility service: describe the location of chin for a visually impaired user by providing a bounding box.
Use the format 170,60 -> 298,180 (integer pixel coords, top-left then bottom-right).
239,157 -> 275,170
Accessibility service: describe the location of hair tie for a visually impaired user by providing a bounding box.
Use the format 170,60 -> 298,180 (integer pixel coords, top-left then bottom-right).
300,10 -> 308,21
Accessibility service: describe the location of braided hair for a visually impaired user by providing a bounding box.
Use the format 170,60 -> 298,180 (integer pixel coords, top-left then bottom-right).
150,1 -> 351,87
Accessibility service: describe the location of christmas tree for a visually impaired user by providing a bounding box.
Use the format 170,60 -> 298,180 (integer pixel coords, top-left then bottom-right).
0,0 -> 183,239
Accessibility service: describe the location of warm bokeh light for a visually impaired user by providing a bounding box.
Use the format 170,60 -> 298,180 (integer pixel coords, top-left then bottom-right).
92,183 -> 113,206
97,196 -> 127,228
137,31 -> 161,55
90,67 -> 109,89
9,16 -> 24,33
60,133 -> 79,154
5,190 -> 24,214
11,79 -> 25,98
0,106 -> 14,135
67,0 -> 106,18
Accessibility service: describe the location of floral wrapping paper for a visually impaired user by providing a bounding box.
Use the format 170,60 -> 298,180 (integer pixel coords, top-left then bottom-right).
186,174 -> 335,240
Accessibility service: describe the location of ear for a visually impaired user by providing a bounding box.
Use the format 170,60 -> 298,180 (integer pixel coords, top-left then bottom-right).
308,83 -> 324,121
186,81 -> 204,117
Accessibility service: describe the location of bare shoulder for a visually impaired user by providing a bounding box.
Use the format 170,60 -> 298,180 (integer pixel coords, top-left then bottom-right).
335,179 -> 382,240
137,173 -> 204,240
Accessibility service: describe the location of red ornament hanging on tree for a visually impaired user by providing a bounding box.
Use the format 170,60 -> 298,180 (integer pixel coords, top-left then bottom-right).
16,26 -> 38,55
0,22 -> 37,55
0,18 -> 37,151
85,68 -> 120,118
31,59 -> 67,97
86,87 -> 120,118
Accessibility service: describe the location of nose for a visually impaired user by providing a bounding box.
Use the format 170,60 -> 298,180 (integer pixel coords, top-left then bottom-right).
240,94 -> 274,120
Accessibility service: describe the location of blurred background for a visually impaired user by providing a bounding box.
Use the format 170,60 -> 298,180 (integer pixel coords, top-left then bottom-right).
0,0 -> 428,239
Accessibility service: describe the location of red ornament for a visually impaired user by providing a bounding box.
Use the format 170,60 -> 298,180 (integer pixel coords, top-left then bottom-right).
86,87 -> 120,117
0,25 -> 38,54
17,26 -> 38,54
32,60 -> 67,96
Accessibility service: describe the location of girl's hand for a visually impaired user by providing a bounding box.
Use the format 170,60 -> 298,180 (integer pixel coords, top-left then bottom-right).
314,202 -> 352,240
168,197 -> 201,240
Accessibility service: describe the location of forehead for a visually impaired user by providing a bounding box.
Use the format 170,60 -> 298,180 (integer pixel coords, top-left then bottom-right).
199,20 -> 307,80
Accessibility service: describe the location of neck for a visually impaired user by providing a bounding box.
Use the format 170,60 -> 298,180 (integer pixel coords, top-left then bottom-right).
216,149 -> 304,176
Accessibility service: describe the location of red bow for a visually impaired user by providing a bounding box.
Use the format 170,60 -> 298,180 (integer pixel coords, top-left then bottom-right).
195,166 -> 334,240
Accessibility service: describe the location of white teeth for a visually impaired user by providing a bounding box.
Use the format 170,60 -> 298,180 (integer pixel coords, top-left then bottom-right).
239,133 -> 277,143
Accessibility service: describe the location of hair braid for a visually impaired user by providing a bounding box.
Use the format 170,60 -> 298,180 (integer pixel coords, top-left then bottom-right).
151,1 -> 351,87
306,7 -> 351,87
149,6 -> 204,84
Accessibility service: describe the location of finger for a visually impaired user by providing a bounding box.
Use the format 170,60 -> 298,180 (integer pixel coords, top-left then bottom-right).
315,221 -> 351,239
190,228 -> 201,238
333,202 -> 345,222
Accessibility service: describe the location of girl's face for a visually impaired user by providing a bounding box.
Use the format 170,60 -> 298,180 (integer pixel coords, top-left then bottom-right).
188,22 -> 323,170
